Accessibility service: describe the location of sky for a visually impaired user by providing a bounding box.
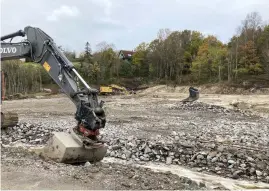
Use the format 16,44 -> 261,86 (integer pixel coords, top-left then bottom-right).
1,0 -> 269,53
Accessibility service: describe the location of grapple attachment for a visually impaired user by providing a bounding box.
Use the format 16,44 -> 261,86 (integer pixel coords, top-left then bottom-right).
181,87 -> 200,103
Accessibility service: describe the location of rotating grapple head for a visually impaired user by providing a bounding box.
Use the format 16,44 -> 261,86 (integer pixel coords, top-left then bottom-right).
74,95 -> 106,145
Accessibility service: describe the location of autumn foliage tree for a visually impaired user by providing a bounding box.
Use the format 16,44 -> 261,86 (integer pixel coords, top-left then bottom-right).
237,40 -> 262,75
191,36 -> 228,82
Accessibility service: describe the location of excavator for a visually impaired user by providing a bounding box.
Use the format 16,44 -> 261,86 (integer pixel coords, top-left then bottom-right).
1,26 -> 107,163
1,26 -> 200,164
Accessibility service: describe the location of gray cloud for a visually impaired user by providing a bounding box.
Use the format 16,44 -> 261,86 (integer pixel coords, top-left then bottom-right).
1,0 -> 269,53
46,5 -> 80,22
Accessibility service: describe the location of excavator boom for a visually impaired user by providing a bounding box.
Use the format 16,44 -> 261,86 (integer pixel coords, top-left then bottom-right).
1,26 -> 107,163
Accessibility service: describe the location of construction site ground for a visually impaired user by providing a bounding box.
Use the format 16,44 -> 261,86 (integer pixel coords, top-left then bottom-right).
1,85 -> 269,190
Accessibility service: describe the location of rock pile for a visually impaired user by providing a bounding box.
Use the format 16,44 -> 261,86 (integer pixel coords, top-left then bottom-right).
1,121 -> 269,183
169,102 -> 251,116
1,122 -> 67,145
105,136 -> 269,183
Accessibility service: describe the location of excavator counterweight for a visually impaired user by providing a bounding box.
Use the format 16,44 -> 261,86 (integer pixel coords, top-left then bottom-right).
1,26 -> 107,163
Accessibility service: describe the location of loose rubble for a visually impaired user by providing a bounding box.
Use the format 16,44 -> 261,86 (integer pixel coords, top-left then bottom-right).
105,136 -> 269,183
170,102 -> 254,117
1,122 -> 68,145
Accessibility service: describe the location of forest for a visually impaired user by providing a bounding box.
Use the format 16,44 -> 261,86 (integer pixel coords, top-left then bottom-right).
2,11 -> 269,96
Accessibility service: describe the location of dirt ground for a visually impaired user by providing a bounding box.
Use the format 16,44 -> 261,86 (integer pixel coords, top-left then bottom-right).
1,86 -> 269,190
138,85 -> 269,117
2,147 -> 206,190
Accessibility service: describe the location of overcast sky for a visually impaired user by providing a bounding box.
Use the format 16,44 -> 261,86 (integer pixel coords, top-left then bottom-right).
1,0 -> 269,53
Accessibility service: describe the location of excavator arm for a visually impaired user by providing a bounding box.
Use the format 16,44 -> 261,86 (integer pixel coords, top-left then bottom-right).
1,26 -> 106,147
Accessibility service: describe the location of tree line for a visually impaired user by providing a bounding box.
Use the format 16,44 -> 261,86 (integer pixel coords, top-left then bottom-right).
65,11 -> 269,85
2,11 -> 269,96
132,11 -> 269,85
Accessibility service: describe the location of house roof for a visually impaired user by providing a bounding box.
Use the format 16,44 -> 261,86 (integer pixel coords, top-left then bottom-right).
119,50 -> 135,58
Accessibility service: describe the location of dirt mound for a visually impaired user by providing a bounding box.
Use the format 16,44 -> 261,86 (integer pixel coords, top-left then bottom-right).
138,84 -> 269,95
138,85 -> 168,94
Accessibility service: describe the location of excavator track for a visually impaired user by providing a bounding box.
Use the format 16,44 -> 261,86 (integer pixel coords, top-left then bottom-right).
1,71 -> 19,129
1,111 -> 19,129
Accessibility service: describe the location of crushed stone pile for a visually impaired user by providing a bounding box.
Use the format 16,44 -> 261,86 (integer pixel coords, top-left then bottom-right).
170,102 -> 252,116
1,123 -> 68,145
1,122 -> 269,184
105,136 -> 269,183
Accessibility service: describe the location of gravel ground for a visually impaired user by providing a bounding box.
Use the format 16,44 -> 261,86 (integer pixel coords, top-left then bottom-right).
1,93 -> 269,188
1,146 -> 207,190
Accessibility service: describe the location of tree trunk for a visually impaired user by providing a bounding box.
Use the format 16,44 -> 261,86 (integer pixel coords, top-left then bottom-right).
228,53 -> 232,83
218,64 -> 221,82
235,37 -> 239,80
39,68 -> 42,91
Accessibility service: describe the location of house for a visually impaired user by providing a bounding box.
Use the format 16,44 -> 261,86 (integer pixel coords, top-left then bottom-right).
118,50 -> 135,61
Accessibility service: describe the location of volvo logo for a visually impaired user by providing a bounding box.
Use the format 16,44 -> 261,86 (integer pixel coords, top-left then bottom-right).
0,47 -> 17,54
